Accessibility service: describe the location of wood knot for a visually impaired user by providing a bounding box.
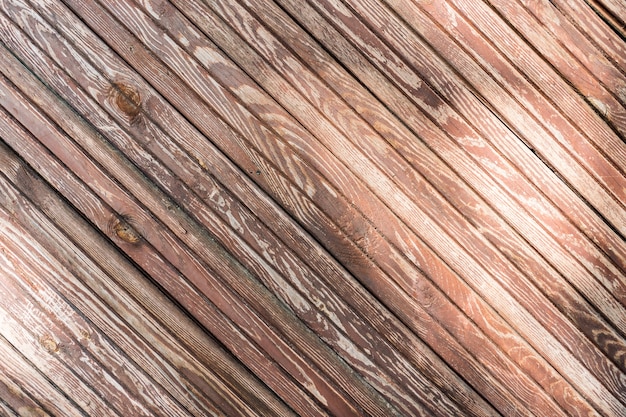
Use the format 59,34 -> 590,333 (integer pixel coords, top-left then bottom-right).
110,82 -> 142,121
110,216 -> 141,244
39,335 -> 59,353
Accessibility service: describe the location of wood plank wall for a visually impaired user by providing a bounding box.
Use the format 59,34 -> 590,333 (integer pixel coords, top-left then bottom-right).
0,0 -> 624,415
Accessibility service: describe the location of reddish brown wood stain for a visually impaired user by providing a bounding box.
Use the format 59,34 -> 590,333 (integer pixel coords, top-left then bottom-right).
0,0 -> 624,416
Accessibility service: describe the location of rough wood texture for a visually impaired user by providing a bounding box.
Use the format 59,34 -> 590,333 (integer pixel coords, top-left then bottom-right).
0,0 -> 624,415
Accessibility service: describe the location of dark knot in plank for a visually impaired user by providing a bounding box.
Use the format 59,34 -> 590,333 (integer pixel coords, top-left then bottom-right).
110,215 -> 142,244
110,82 -> 142,121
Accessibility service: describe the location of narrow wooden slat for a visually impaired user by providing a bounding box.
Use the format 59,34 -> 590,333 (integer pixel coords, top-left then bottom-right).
0,335 -> 84,417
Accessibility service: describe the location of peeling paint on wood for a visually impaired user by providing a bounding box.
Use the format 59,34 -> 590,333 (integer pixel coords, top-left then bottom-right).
0,0 -> 624,416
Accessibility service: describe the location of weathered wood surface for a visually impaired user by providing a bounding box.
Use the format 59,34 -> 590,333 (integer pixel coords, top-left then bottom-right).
0,0 -> 624,415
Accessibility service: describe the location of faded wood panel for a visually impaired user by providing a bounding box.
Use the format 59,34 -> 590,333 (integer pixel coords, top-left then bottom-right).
0,143 -> 292,417
0,85 -> 337,417
64,1 -> 584,414
0,0 -> 624,416
0,3 -> 492,416
0,10 -> 400,412
6,8 -> 454,415
204,1 -> 619,412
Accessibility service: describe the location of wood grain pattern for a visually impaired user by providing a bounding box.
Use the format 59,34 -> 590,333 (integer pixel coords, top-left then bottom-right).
0,0 -> 624,415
